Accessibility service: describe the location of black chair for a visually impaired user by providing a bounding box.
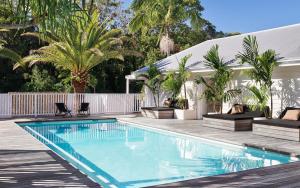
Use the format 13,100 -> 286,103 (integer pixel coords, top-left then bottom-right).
55,103 -> 72,117
78,102 -> 90,116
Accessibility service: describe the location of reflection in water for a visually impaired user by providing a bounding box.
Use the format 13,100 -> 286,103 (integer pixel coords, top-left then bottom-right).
23,120 -> 297,188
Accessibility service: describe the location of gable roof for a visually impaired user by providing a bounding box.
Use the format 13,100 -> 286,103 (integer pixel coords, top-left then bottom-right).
135,23 -> 300,74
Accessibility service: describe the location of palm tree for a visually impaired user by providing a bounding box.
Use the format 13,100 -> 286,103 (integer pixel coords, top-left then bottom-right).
138,63 -> 164,107
0,38 -> 22,65
246,85 -> 270,117
196,45 -> 240,113
163,55 -> 191,109
237,36 -> 279,118
163,71 -> 181,101
178,55 -> 191,105
0,0 -> 97,31
129,0 -> 204,56
18,11 -> 132,93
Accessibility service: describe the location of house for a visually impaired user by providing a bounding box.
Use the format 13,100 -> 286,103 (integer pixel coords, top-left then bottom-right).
126,23 -> 300,119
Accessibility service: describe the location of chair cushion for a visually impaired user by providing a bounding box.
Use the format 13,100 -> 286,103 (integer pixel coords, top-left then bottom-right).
203,114 -> 254,121
230,105 -> 244,114
227,104 -> 267,117
253,119 -> 300,129
279,107 -> 300,119
282,110 -> 300,120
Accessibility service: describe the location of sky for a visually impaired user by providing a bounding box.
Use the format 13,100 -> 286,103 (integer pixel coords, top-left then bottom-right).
121,0 -> 300,33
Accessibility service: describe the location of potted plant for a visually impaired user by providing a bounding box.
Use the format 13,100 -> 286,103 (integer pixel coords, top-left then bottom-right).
163,54 -> 197,119
196,45 -> 240,114
237,35 -> 279,118
139,63 -> 174,119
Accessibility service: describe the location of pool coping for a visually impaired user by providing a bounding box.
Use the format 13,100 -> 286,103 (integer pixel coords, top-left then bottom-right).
15,117 -> 116,124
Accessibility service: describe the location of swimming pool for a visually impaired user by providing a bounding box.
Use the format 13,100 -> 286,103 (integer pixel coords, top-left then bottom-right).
19,119 -> 298,188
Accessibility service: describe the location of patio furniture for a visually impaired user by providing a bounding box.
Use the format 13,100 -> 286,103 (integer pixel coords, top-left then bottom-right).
78,102 -> 90,116
253,107 -> 300,141
203,104 -> 268,131
55,103 -> 72,117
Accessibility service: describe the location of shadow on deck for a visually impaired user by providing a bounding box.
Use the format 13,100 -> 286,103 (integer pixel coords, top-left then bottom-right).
0,149 -> 101,188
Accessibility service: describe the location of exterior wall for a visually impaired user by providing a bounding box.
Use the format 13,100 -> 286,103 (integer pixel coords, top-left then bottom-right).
178,80 -> 207,119
143,87 -> 170,107
223,66 -> 300,117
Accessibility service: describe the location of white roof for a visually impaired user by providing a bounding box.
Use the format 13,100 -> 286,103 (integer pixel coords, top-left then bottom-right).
135,23 -> 300,74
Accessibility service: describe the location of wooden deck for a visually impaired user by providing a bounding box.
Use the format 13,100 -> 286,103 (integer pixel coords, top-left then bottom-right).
0,119 -> 101,188
149,161 -> 300,188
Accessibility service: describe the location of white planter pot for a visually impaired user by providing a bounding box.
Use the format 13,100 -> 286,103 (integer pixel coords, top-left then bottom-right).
174,109 -> 197,120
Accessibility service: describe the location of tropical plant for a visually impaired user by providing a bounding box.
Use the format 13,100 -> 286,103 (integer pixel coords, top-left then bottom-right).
129,0 -> 205,56
245,85 -> 270,116
163,71 -> 181,101
138,63 -> 164,107
88,75 -> 98,93
23,65 -> 56,92
17,11 -> 134,93
196,45 -> 240,113
0,37 -> 22,64
0,0 -> 97,31
163,54 -> 191,109
237,35 -> 279,118
178,55 -> 191,106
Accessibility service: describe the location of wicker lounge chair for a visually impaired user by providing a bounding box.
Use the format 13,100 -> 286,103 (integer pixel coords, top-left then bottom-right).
55,103 -> 72,117
78,102 -> 90,116
203,104 -> 268,131
253,107 -> 300,141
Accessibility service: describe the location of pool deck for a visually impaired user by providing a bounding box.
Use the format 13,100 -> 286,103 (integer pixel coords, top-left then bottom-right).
2,115 -> 300,187
119,117 -> 300,157
0,118 -> 101,188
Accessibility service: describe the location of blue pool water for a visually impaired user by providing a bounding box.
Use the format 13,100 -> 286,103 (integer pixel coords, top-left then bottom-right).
19,119 -> 298,188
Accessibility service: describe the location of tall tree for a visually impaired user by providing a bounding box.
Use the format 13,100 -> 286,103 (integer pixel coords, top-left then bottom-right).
17,11 -> 134,93
129,0 -> 205,56
237,35 -> 279,118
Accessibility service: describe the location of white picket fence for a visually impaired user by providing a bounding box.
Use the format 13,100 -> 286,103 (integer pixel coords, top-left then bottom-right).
0,93 -> 143,118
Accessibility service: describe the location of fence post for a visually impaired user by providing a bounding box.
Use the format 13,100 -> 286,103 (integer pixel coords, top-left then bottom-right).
9,93 -> 13,118
123,94 -> 126,115
34,94 -> 37,118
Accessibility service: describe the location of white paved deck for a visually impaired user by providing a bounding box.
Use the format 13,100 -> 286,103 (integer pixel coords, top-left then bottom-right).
119,117 -> 300,157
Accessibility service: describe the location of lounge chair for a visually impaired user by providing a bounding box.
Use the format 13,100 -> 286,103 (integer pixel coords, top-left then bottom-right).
253,107 -> 300,141
55,103 -> 72,117
203,104 -> 268,131
78,102 -> 90,116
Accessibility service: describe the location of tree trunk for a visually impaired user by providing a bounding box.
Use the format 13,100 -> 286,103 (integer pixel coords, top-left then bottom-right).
220,100 -> 223,114
72,79 -> 87,93
157,92 -> 160,108
269,87 -> 273,119
71,72 -> 88,93
151,90 -> 157,108
183,83 -> 189,109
